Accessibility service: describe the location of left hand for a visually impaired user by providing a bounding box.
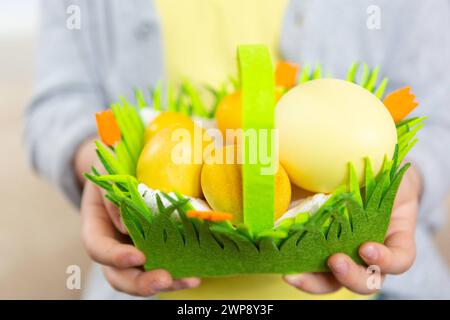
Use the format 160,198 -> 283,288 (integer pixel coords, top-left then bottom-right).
283,164 -> 422,295
76,138 -> 201,296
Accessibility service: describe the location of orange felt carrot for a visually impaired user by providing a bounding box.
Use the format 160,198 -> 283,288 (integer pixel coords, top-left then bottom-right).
275,61 -> 300,89
95,109 -> 121,146
383,86 -> 419,123
187,210 -> 233,222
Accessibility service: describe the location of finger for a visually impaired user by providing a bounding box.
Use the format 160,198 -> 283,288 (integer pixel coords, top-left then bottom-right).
81,183 -> 145,268
387,200 -> 418,240
103,267 -> 173,297
328,253 -> 384,295
103,193 -> 128,235
359,241 -> 416,275
166,277 -> 202,291
83,230 -> 145,268
393,164 -> 422,209
103,268 -> 200,296
359,201 -> 417,275
283,273 -> 342,294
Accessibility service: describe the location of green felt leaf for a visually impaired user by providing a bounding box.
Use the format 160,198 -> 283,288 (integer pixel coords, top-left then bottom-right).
399,139 -> 418,163
210,223 -> 238,239
111,103 -> 142,165
312,64 -> 322,79
95,174 -> 135,184
299,63 -> 311,83
127,176 -> 151,218
120,202 -> 146,243
294,213 -> 310,225
377,164 -> 410,231
346,62 -> 359,82
390,145 -> 400,182
365,171 -> 389,219
365,66 -> 380,92
380,156 -> 393,196
121,196 -> 153,225
144,82 -> 218,118
177,94 -> 190,115
374,78 -> 389,99
364,157 -> 375,205
346,62 -> 389,97
134,88 -> 146,109
299,63 -> 324,83
238,45 -> 276,235
359,64 -> 370,87
84,172 -> 113,192
104,193 -> 121,207
167,84 -> 177,111
396,116 -> 426,136
95,141 -> 126,174
111,183 -> 125,198
236,224 -> 254,241
275,218 -> 294,233
114,141 -> 134,175
398,124 -> 423,148
182,79 -> 209,117
348,163 -> 363,207
151,81 -> 163,111
257,229 -> 288,241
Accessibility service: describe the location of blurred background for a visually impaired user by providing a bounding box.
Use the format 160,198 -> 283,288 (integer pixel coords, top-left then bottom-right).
0,1 -> 89,299
0,1 -> 449,299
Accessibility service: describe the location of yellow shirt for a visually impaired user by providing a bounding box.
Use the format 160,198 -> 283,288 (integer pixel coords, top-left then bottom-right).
155,0 -> 287,89
154,0 -> 367,300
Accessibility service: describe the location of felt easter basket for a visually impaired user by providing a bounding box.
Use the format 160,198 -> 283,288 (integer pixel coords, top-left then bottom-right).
86,45 -> 424,278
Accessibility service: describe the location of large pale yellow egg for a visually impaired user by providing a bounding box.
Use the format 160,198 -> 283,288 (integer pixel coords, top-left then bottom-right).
276,78 -> 397,193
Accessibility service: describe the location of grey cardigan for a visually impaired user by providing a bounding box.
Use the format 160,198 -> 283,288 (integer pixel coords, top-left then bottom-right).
25,0 -> 450,298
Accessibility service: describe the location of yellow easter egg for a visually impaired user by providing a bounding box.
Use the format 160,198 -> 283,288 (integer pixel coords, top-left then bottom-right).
276,78 -> 397,193
137,124 -> 209,198
144,111 -> 194,143
215,90 -> 283,143
201,144 -> 291,224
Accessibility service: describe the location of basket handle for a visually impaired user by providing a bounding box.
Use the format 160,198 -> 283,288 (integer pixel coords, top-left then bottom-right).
237,45 -> 276,235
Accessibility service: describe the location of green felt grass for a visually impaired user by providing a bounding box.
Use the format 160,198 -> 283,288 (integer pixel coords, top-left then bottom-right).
85,45 -> 424,278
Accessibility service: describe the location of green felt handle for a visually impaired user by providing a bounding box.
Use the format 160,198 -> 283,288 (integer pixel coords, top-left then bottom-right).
237,45 -> 276,235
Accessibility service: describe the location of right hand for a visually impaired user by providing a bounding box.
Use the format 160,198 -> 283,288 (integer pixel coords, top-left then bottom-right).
77,138 -> 201,296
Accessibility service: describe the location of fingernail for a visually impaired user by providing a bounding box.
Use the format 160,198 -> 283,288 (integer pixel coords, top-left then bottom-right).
330,259 -> 349,275
284,275 -> 303,286
361,245 -> 379,261
185,278 -> 200,288
127,255 -> 143,266
153,280 -> 171,291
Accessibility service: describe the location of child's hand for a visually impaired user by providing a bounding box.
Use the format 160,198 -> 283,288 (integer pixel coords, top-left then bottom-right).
80,181 -> 201,296
283,165 -> 422,295
77,139 -> 200,297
